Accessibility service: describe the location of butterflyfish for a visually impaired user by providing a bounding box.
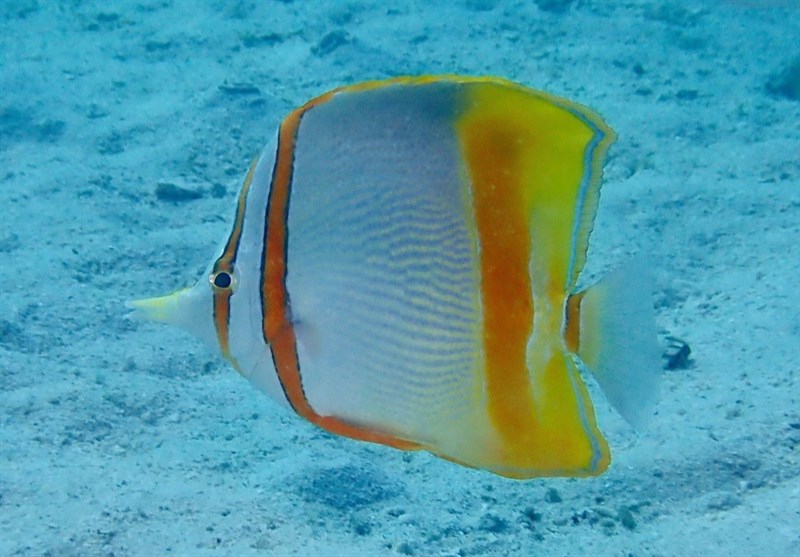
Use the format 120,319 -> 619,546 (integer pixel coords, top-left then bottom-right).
129,76 -> 661,479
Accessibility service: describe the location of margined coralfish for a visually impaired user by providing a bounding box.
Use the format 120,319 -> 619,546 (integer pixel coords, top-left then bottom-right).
129,76 -> 661,479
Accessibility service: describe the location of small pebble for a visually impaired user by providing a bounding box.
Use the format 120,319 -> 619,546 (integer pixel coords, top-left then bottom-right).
663,336 -> 692,370
312,30 -> 351,57
545,487 -> 562,503
397,541 -> 414,555
767,56 -> 800,101
218,82 -> 261,96
618,506 -> 637,530
479,512 -> 509,533
155,182 -> 204,202
521,506 -> 542,523
210,183 -> 227,198
705,492 -> 742,512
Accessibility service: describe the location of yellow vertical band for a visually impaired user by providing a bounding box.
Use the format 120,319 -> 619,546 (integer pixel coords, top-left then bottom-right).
456,81 -> 609,474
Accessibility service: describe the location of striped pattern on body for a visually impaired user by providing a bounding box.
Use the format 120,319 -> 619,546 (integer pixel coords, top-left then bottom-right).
209,76 -> 615,478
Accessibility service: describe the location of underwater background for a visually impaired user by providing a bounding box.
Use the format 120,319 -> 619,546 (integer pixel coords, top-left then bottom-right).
1,0 -> 798,555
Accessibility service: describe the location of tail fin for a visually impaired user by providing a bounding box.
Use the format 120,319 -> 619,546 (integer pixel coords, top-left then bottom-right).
574,257 -> 661,428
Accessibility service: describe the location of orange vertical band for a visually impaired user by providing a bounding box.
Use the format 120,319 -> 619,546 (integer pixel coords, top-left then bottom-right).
211,155 -> 259,370
457,111 -> 538,448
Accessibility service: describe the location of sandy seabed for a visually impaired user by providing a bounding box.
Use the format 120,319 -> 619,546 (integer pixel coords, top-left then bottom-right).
1,1 -> 799,556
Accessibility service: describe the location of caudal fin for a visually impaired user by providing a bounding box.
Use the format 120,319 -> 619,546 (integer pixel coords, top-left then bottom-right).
574,258 -> 661,428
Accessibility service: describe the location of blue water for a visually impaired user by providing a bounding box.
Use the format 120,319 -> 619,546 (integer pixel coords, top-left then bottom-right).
1,1 -> 798,556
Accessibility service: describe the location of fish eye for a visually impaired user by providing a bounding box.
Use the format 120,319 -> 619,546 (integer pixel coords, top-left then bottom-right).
210,269 -> 235,291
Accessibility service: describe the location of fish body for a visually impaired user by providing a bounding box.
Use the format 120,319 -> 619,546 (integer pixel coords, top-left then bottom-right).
130,76 -> 660,479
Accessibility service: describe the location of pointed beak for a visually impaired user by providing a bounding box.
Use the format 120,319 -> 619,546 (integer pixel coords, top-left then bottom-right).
126,288 -> 191,326
127,282 -> 219,352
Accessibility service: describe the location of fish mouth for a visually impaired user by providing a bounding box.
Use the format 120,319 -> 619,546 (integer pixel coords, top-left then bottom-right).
125,288 -> 191,325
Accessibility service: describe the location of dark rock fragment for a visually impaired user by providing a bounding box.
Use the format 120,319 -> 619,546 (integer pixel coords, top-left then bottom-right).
312,30 -> 352,57
618,506 -> 637,530
241,32 -> 284,48
155,182 -> 204,202
767,56 -> 800,101
218,82 -> 262,96
545,487 -> 562,503
663,336 -> 692,370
